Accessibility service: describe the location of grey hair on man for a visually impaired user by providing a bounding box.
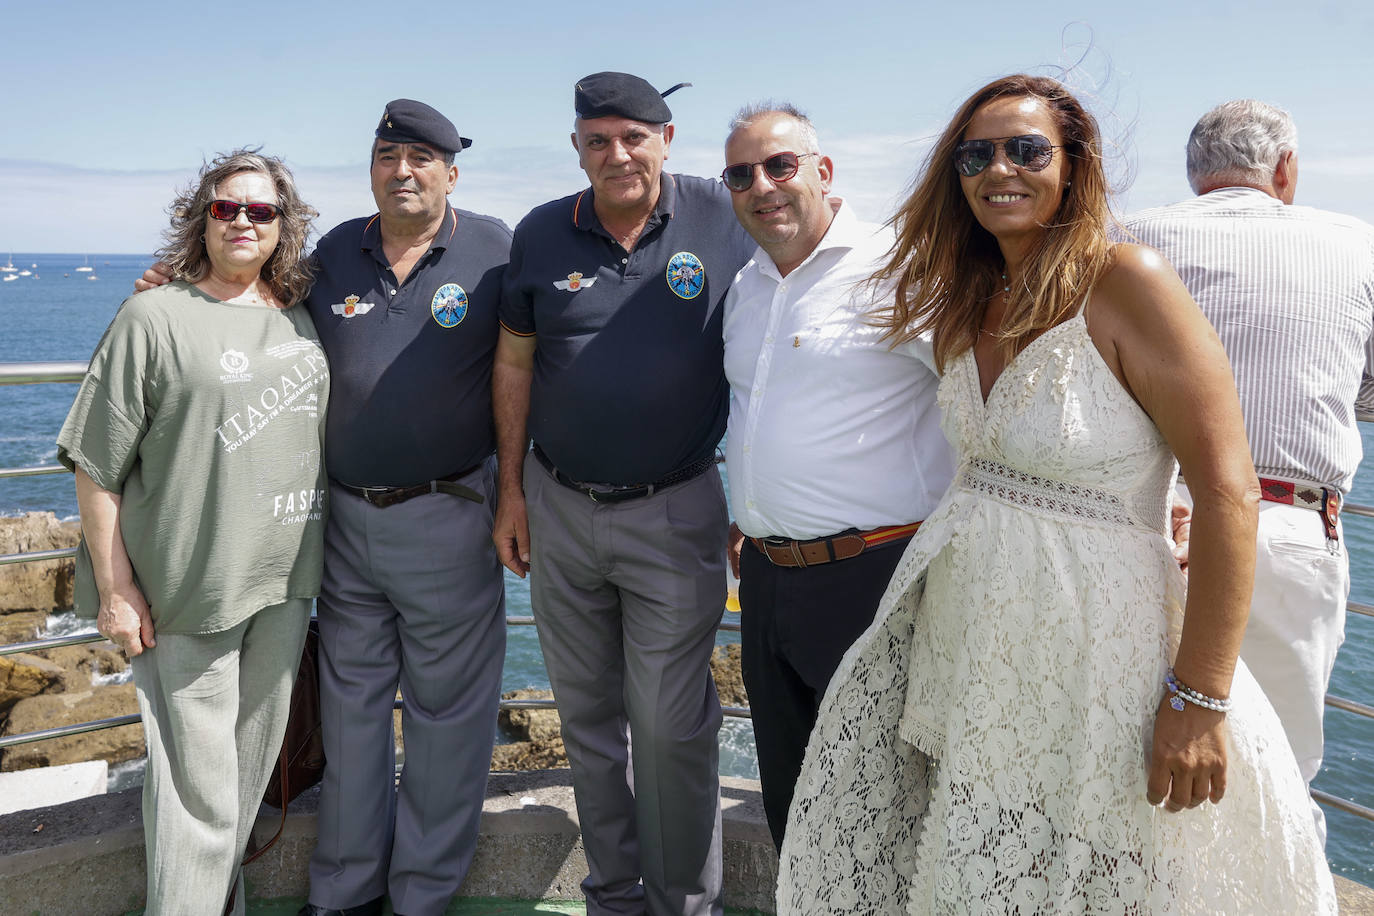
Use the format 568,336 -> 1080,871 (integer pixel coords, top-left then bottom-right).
729,101 -> 821,153
1186,99 -> 1298,194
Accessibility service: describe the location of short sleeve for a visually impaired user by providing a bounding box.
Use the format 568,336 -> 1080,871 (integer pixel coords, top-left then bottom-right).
498,226 -> 536,337
56,296 -> 157,492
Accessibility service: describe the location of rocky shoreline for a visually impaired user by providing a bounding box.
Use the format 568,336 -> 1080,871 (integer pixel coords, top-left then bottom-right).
1,512 -> 749,778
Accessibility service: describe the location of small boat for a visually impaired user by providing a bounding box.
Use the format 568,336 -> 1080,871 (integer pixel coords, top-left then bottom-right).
0,255 -> 16,273
75,255 -> 93,273
18,270 -> 31,277
2,274 -> 17,282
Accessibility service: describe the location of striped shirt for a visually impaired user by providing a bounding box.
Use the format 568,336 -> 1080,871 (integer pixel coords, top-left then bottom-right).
1125,187 -> 1374,493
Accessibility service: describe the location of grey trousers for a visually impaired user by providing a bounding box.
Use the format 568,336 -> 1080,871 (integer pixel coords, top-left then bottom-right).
307,463 -> 506,916
524,454 -> 726,916
132,598 -> 311,916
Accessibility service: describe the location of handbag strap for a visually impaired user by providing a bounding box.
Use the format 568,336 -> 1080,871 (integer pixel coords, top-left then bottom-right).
225,745 -> 291,914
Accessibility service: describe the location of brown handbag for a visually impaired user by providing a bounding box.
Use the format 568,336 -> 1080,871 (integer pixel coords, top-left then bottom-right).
228,618 -> 325,913
263,617 -> 325,809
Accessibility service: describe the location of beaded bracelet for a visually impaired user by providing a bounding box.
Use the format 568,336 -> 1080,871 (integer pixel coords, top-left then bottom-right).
1165,667 -> 1233,713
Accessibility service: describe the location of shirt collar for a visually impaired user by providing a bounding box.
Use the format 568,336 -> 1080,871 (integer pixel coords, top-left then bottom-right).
360,205 -> 458,258
752,196 -> 864,280
573,172 -> 677,235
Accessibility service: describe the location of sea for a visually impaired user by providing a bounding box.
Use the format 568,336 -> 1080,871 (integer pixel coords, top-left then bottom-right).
1,253 -> 1369,885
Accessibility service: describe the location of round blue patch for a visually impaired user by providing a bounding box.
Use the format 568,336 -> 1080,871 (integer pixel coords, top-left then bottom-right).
431,283 -> 468,328
665,252 -> 705,300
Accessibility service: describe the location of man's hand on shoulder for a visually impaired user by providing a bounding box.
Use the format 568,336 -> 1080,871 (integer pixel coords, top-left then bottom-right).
133,261 -> 173,293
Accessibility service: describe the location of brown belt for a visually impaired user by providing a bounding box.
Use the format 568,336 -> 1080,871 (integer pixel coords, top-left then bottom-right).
1257,476 -> 1341,542
333,462 -> 485,508
749,521 -> 922,569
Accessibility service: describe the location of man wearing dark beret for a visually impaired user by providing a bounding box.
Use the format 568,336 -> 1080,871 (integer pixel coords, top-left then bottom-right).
143,100 -> 508,916
494,72 -> 753,916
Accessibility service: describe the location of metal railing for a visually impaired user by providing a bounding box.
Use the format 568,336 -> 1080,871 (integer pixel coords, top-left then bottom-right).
0,360 -> 1370,824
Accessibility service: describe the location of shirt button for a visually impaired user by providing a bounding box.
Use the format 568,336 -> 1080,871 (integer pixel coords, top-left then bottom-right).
765,336 -> 774,344
390,289 -> 397,295
621,258 -> 628,264
743,445 -> 752,453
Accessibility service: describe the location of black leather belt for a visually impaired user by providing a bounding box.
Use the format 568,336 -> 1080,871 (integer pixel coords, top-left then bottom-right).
333,462 -> 485,508
532,444 -> 713,503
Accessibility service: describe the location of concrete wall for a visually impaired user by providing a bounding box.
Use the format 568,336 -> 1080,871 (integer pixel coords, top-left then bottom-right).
0,770 -> 777,915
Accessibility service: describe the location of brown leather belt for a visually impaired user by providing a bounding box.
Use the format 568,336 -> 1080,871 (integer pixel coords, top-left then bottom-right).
750,522 -> 922,569
333,462 -> 485,508
1257,476 -> 1341,542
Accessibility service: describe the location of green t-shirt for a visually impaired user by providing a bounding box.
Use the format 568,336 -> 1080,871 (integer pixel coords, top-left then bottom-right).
57,281 -> 330,634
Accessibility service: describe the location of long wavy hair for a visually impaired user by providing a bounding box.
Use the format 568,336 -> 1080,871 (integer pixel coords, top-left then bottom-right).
156,149 -> 317,305
874,75 -> 1115,371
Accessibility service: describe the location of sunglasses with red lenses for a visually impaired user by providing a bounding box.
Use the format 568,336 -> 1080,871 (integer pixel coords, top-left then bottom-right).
721,151 -> 817,193
953,135 -> 1059,177
208,199 -> 282,223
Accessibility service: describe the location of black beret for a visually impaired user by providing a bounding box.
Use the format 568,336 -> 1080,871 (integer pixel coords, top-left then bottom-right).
574,72 -> 690,124
376,99 -> 472,154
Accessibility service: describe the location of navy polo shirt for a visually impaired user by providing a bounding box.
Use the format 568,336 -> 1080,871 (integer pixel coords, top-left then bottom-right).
500,173 -> 754,485
309,205 -> 511,487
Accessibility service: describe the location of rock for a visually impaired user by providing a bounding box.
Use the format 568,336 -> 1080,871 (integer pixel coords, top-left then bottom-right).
491,739 -> 567,771
495,689 -> 567,771
0,654 -> 67,713
0,610 -> 47,644
0,512 -> 81,616
0,683 -> 144,772
711,644 -> 748,708
33,644 -> 127,682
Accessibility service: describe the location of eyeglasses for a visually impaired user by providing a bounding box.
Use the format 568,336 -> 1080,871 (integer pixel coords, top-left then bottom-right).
208,200 -> 282,223
953,135 -> 1059,177
720,152 -> 817,193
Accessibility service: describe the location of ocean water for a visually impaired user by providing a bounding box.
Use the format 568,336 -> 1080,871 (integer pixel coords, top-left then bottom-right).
1,253 -> 1369,884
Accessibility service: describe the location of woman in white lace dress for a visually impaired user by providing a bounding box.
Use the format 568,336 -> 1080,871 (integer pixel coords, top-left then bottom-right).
776,75 -> 1335,914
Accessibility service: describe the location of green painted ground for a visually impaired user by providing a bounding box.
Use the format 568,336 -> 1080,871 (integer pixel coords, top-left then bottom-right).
124,900 -> 768,915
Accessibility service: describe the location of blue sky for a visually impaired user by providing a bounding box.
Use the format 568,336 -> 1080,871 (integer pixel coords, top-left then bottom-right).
2,0 -> 1371,253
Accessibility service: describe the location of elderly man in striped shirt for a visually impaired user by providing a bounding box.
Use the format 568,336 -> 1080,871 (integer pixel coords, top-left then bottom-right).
1126,99 -> 1374,845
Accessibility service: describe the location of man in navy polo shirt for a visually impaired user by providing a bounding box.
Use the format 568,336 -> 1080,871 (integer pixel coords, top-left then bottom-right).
299,101 -> 510,916
493,72 -> 753,916
137,100 -> 509,916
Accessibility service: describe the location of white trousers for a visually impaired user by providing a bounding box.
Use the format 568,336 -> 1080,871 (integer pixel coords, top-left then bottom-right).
132,599 -> 311,915
1242,501 -> 1348,846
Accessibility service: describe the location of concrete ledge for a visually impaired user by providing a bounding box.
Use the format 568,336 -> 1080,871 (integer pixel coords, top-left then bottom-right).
5,775 -> 1371,916
0,770 -> 777,915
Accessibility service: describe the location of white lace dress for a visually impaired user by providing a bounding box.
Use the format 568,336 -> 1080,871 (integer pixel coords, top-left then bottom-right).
777,315 -> 1336,915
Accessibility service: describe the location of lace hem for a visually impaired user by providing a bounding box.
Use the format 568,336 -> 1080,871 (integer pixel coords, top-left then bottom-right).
960,456 -> 1147,529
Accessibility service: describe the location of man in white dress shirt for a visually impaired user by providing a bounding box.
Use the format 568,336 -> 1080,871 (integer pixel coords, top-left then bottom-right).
1126,99 -> 1374,844
720,104 -> 954,849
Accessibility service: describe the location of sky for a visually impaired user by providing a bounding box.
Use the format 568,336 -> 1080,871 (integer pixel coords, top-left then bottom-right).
1,0 -> 1372,255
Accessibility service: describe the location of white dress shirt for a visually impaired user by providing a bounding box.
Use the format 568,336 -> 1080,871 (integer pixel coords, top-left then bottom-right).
723,199 -> 954,539
1126,187 -> 1374,492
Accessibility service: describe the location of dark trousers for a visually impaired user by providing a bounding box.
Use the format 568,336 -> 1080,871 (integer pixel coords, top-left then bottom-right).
739,535 -> 910,850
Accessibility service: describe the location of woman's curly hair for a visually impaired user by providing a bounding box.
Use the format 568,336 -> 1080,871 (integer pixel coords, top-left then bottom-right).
156,148 -> 317,305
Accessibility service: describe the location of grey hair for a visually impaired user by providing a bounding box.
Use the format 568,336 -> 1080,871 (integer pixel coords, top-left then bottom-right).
727,102 -> 820,154
1185,99 -> 1298,194
156,148 -> 318,305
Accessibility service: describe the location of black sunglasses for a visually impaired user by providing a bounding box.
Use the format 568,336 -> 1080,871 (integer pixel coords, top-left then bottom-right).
208,199 -> 282,223
721,151 -> 817,193
953,135 -> 1059,177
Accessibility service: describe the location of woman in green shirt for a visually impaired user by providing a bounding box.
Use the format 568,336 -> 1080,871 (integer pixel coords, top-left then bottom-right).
58,149 -> 329,915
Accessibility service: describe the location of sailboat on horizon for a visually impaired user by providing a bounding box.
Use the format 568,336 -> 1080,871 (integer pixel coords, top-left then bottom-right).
75,254 -> 93,273
0,254 -> 16,273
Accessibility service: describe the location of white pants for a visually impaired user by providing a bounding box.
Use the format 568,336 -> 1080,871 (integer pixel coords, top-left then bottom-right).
132,599 -> 311,915
1243,501 -> 1348,846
